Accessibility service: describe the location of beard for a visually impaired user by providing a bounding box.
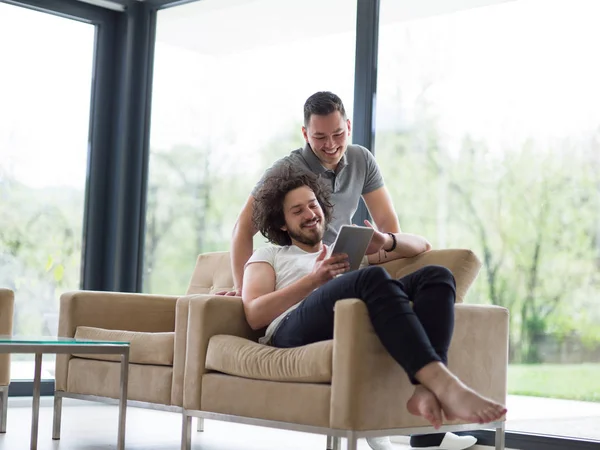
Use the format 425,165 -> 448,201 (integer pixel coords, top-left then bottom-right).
287,221 -> 324,246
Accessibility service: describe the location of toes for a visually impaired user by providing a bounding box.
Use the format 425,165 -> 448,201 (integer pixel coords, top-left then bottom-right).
442,407 -> 456,421
432,409 -> 443,429
470,413 -> 483,424
423,410 -> 439,429
486,405 -> 506,422
479,405 -> 504,423
480,410 -> 495,423
444,412 -> 456,421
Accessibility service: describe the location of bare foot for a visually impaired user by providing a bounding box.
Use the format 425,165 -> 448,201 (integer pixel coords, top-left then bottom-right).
436,378 -> 507,424
442,408 -> 457,422
406,385 -> 443,429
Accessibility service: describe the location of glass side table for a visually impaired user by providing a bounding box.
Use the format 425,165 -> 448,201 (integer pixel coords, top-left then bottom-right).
0,336 -> 130,450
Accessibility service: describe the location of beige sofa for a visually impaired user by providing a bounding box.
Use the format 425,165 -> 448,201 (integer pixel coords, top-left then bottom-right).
0,288 -> 14,433
181,250 -> 509,450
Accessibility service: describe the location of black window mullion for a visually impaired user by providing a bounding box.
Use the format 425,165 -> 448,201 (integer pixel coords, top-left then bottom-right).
352,0 -> 380,225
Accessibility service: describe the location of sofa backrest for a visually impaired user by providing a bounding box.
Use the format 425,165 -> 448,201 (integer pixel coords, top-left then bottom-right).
186,251 -> 234,295
186,249 -> 482,303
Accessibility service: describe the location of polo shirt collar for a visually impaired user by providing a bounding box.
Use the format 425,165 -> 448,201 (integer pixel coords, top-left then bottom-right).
302,144 -> 348,174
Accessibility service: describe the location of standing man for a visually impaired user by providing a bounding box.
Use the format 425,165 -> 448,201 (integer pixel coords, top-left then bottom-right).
226,91 -> 477,450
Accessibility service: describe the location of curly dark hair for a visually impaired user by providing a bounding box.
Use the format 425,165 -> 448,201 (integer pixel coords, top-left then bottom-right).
303,91 -> 347,127
253,164 -> 333,246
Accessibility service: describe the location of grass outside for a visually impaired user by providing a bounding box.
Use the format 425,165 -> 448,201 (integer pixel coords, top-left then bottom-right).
508,363 -> 600,402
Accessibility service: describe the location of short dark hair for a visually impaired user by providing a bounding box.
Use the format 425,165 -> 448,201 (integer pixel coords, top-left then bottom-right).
253,164 -> 333,246
303,91 -> 347,127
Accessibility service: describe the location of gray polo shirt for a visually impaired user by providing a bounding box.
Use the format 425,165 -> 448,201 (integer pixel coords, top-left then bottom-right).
252,144 -> 384,245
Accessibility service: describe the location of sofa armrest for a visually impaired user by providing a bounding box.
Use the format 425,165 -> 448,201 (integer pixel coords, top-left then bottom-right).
449,304 -> 509,405
183,294 -> 261,410
0,289 -> 15,386
377,249 -> 482,303
55,291 -> 179,391
330,299 -> 508,430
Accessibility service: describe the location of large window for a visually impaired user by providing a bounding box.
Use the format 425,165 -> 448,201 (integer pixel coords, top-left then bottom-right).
0,3 -> 94,380
376,0 -> 600,440
145,0 -> 357,294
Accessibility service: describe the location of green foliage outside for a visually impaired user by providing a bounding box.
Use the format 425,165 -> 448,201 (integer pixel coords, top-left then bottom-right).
142,126 -> 302,295
3,116 -> 600,387
140,119 -> 600,371
508,364 -> 600,402
3,113 -> 600,395
374,79 -> 600,365
0,175 -> 83,344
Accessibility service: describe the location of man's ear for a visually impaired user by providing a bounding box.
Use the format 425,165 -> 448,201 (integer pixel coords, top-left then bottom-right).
281,225 -> 288,232
346,119 -> 352,136
302,126 -> 309,143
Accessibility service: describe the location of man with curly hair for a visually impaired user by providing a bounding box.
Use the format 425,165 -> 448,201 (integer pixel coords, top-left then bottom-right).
243,165 -> 506,447
228,91 -> 479,450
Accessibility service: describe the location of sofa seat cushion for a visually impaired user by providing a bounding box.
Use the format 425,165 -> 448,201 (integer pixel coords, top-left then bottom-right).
67,358 -> 173,405
73,326 -> 174,366
206,335 -> 333,383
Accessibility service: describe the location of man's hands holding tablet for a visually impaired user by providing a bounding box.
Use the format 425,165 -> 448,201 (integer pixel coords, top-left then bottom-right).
310,246 -> 350,285
326,225 -> 375,272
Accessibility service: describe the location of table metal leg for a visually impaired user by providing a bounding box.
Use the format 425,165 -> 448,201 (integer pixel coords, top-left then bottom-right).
52,394 -> 62,439
0,386 -> 8,433
31,352 -> 42,450
118,348 -> 129,450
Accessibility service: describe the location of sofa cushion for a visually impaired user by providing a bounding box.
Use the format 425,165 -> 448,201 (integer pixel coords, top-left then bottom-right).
67,358 -> 173,405
206,335 -> 333,383
73,326 -> 174,366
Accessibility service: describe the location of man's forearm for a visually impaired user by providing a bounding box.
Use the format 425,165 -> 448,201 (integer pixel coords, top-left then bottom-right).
230,195 -> 258,292
231,232 -> 254,291
393,233 -> 431,257
368,232 -> 431,264
244,274 -> 319,330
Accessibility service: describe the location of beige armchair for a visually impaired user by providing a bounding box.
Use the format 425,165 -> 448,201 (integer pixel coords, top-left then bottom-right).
52,252 -> 236,438
181,250 -> 509,450
0,288 -> 14,433
53,290 -> 184,439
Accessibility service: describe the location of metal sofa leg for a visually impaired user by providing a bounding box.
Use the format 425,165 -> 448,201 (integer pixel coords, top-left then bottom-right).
181,414 -> 192,450
52,395 -> 62,440
495,422 -> 506,450
346,433 -> 357,450
327,435 -> 341,450
332,436 -> 341,450
0,386 -> 8,433
197,417 -> 204,432
327,435 -> 334,449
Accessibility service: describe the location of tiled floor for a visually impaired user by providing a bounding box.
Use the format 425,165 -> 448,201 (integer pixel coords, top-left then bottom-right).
0,397 -> 504,450
10,366 -> 600,441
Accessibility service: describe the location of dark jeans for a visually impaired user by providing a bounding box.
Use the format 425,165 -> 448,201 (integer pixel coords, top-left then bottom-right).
271,265 -> 456,384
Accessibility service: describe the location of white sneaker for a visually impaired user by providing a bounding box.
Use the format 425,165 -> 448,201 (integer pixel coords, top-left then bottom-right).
366,436 -> 394,450
411,432 -> 477,450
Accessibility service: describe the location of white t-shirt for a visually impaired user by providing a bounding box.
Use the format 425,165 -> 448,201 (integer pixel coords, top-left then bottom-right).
246,245 -> 368,344
245,245 -> 320,344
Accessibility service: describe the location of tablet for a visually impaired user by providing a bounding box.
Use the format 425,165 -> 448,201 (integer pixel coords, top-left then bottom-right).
328,225 -> 374,272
